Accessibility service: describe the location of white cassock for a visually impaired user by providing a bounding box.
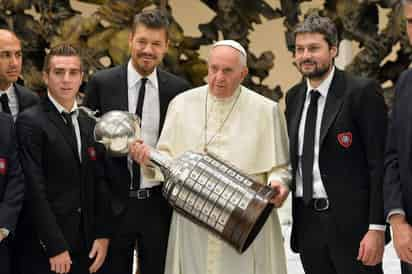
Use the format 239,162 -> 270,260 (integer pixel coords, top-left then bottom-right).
145,85 -> 291,274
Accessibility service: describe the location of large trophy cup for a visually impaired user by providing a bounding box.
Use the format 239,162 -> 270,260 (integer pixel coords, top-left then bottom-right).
84,108 -> 277,253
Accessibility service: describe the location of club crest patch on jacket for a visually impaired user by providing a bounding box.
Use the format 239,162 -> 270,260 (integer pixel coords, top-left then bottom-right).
0,158 -> 7,175
337,132 -> 352,148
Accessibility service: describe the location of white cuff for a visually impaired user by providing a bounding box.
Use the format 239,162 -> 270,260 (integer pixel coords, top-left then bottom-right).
0,227 -> 10,240
387,209 -> 406,223
368,224 -> 386,231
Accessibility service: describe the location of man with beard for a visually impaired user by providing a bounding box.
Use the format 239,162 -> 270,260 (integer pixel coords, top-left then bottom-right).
84,9 -> 190,274
384,1 -> 412,273
285,14 -> 388,274
0,29 -> 38,119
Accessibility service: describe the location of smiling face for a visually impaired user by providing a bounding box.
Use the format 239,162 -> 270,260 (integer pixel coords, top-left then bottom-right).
0,30 -> 22,90
128,24 -> 168,76
294,32 -> 337,86
207,46 -> 248,98
43,55 -> 83,111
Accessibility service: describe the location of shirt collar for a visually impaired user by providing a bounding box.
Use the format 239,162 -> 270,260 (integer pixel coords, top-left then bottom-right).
0,83 -> 15,97
305,66 -> 335,99
127,59 -> 158,90
47,92 -> 78,114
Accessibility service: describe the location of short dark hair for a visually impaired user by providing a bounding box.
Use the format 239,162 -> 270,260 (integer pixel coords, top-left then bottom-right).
403,0 -> 412,5
131,9 -> 169,39
294,13 -> 338,48
43,44 -> 83,72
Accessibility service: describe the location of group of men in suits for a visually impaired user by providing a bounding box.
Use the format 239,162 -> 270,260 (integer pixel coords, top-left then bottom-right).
0,9 -> 190,274
4,4 -> 412,274
0,32 -> 113,274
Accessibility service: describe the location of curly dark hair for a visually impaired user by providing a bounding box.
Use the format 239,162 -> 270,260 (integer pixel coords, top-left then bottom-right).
294,13 -> 338,48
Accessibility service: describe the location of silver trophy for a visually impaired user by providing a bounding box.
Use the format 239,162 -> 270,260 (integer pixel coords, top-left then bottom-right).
83,108 -> 277,253
79,107 -> 140,157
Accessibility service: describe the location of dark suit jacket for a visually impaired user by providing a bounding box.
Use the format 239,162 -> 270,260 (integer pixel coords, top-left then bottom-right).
16,98 -> 111,257
384,69 -> 412,224
83,64 -> 190,215
0,113 -> 24,234
285,68 -> 388,252
14,83 -> 39,112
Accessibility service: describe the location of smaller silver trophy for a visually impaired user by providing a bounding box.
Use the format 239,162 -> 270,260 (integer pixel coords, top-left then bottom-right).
79,107 -> 141,157
83,108 -> 277,253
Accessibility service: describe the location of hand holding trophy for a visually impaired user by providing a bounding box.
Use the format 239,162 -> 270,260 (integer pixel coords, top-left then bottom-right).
81,107 -> 278,253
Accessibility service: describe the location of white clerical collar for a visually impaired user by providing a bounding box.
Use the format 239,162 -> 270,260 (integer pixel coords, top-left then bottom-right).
305,66 -> 335,99
48,92 -> 78,114
127,60 -> 158,90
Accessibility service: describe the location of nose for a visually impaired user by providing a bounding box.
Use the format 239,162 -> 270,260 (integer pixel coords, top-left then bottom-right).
301,48 -> 313,59
142,43 -> 153,54
9,54 -> 20,66
215,70 -> 225,81
63,72 -> 71,82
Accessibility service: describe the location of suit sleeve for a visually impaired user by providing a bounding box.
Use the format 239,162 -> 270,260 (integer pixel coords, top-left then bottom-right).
383,72 -> 408,219
0,117 -> 24,233
354,80 -> 387,225
16,114 -> 69,257
94,143 -> 112,239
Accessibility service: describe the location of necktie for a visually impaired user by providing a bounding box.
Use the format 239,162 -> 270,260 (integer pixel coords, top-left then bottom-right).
135,78 -> 148,119
302,90 -> 321,205
61,111 -> 79,156
0,93 -> 11,114
132,78 -> 148,190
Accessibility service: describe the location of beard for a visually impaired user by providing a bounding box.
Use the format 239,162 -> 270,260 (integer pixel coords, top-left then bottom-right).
298,60 -> 331,80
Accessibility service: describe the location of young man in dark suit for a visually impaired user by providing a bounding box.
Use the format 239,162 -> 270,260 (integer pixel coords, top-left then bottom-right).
15,44 -> 110,274
0,29 -> 38,118
384,1 -> 412,273
84,9 -> 190,274
285,14 -> 388,274
0,113 -> 24,274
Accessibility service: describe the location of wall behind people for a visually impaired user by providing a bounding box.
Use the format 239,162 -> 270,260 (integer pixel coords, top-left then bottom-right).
8,0 -> 400,105
71,0 -> 385,105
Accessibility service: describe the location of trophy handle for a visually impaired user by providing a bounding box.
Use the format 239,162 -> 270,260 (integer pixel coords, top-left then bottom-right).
78,106 -> 100,121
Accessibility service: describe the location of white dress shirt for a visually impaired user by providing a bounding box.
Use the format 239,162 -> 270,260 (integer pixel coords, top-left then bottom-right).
48,93 -> 82,161
127,60 -> 160,189
0,84 -> 19,120
295,67 -> 384,231
295,67 -> 335,198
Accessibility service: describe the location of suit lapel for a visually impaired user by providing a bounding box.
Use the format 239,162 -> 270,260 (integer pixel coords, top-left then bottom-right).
43,98 -> 80,163
157,69 -> 170,136
78,112 -> 91,163
117,64 -> 129,111
289,83 -> 307,168
14,84 -> 24,112
319,69 -> 346,147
